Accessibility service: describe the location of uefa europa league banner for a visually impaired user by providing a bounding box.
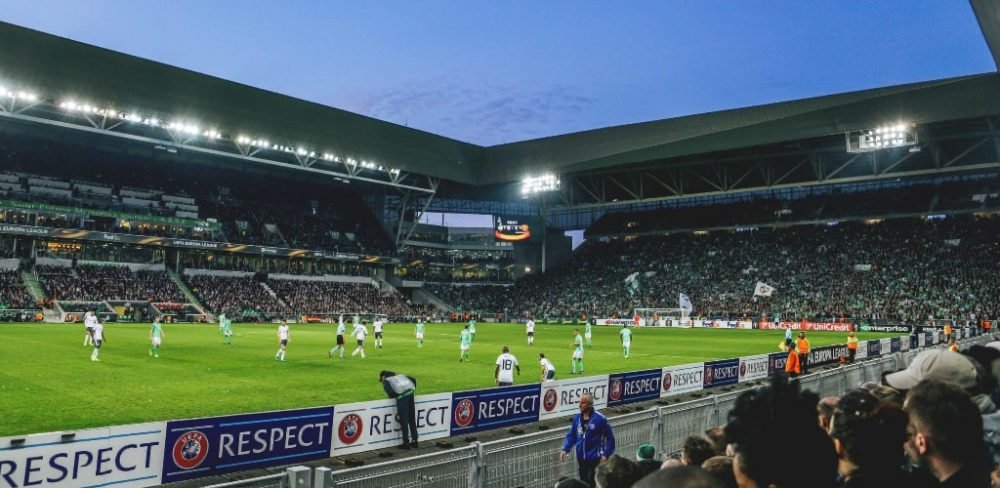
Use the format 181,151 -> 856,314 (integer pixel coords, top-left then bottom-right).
607,369 -> 662,407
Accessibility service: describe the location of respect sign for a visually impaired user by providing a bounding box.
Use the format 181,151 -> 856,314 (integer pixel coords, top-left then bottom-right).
161,407 -> 334,484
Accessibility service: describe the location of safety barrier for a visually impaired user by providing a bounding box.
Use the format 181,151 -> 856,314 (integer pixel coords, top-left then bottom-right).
315,336 -> 985,488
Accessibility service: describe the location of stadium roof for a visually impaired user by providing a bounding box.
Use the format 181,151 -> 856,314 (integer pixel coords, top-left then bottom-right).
1,10 -> 1000,189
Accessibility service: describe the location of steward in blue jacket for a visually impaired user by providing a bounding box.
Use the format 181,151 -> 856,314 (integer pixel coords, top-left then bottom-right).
560,393 -> 615,487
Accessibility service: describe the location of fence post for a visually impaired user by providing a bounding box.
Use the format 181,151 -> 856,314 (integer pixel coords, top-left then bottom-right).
286,466 -> 312,487
652,406 -> 664,454
710,394 -> 720,430
473,441 -> 485,488
313,467 -> 331,488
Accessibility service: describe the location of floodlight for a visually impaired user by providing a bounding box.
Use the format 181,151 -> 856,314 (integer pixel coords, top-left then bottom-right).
846,122 -> 916,153
521,173 -> 560,195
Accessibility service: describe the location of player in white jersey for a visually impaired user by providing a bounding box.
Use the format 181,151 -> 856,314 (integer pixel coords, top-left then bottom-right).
494,346 -> 520,386
89,319 -> 106,362
275,320 -> 290,361
329,315 -> 347,358
373,319 -> 384,349
539,353 -> 556,382
525,318 -> 536,345
351,321 -> 368,358
83,310 -> 98,346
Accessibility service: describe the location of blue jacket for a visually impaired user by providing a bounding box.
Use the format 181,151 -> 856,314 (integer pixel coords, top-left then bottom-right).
562,409 -> 615,461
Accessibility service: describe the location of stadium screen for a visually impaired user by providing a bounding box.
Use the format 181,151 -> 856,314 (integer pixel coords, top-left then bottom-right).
494,215 -> 542,242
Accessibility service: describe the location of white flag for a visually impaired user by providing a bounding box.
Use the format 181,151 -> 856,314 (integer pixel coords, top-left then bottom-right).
624,272 -> 640,296
678,293 -> 693,313
753,282 -> 775,297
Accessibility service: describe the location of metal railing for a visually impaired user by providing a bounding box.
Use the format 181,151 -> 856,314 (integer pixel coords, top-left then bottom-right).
207,336 -> 987,488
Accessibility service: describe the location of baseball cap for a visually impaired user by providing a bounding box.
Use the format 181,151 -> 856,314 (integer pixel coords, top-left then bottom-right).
636,444 -> 656,461
883,349 -> 979,391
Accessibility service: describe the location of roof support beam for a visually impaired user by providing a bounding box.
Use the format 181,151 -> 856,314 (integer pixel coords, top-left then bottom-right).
0,109 -> 437,194
943,137 -> 989,168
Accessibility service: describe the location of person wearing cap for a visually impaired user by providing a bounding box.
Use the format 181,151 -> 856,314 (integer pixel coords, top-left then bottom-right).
904,379 -> 990,487
885,347 -> 1000,468
380,370 -> 418,450
846,331 -> 859,363
634,444 -> 660,478
797,331 -> 811,374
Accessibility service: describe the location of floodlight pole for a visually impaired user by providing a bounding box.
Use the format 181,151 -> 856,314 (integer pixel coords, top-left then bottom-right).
540,192 -> 548,273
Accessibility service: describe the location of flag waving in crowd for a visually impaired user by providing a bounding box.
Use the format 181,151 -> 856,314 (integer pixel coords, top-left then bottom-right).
678,293 -> 693,313
753,282 -> 776,297
624,272 -> 640,297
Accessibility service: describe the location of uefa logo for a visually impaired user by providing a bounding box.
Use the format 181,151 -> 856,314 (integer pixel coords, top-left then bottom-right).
662,372 -> 673,392
338,414 -> 364,445
704,365 -> 714,385
454,399 -> 475,427
172,431 -> 209,470
739,361 -> 747,378
609,379 -> 623,401
543,389 -> 558,412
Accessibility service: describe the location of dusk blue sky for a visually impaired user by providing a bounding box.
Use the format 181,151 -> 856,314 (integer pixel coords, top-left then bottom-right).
0,1 -> 993,147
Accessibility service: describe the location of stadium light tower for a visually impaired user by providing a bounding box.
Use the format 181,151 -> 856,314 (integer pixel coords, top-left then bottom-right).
520,173 -> 560,272
845,122 -> 917,153
521,174 -> 560,196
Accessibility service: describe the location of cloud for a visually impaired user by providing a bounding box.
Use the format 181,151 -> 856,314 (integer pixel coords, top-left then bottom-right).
353,78 -> 596,145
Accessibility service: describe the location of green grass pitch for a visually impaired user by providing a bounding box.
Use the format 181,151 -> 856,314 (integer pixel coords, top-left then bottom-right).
0,322 -> 899,436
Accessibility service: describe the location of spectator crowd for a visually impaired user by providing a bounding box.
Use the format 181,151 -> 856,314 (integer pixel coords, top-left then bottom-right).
432,216 -> 1000,324
38,265 -> 185,303
569,341 -> 1000,486
0,270 -> 35,309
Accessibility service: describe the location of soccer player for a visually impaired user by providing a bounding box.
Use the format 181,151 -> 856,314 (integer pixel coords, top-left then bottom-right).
468,318 -> 477,342
495,346 -> 520,386
619,324 -> 633,359
415,319 -> 425,348
373,317 -> 384,349
275,320 -> 290,361
90,318 -> 105,362
526,317 -> 535,345
351,321 -> 368,358
459,324 -> 472,362
221,314 -> 233,345
329,315 -> 347,358
571,329 -> 584,374
149,316 -> 164,358
539,353 -> 556,382
83,310 -> 97,346
584,322 -> 593,347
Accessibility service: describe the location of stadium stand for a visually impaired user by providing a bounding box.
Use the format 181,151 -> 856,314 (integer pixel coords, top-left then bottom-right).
430,215 -> 1000,323
267,278 -> 432,320
0,145 -> 397,256
587,179 -> 1000,236
0,270 -> 35,309
37,264 -> 185,303
186,275 -> 286,321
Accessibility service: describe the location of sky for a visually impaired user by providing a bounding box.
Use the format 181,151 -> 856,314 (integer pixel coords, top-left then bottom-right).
0,1 -> 993,147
